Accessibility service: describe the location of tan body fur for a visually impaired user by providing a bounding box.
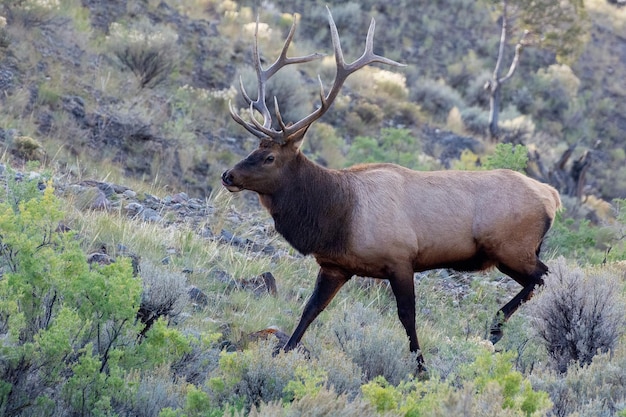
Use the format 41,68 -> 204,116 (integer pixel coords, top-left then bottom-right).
335,166 -> 560,278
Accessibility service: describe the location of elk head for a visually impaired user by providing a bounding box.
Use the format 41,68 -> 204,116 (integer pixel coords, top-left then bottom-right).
221,7 -> 404,195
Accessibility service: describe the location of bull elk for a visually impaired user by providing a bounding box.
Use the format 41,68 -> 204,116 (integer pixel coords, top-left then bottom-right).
221,7 -> 561,373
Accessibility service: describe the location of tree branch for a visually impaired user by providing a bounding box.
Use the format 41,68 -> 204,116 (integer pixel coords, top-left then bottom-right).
499,30 -> 530,84
492,0 -> 509,83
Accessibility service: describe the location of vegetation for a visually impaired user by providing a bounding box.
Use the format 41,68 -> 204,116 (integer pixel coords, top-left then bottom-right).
0,0 -> 624,416
0,153 -> 623,416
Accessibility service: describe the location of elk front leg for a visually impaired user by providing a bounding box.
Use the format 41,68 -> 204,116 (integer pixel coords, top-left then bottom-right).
284,267 -> 350,351
388,270 -> 427,374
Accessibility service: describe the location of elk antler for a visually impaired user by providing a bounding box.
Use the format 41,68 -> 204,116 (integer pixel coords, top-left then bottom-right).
230,6 -> 406,144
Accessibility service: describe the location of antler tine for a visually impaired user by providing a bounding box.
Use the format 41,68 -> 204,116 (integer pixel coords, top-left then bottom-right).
229,100 -> 266,138
237,75 -> 253,106
352,15 -> 406,71
282,6 -> 405,139
229,14 -> 325,143
251,16 -> 273,130
264,17 -> 324,80
274,96 -> 288,132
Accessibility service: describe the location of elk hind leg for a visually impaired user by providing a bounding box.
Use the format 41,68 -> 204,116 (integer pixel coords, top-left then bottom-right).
489,259 -> 548,344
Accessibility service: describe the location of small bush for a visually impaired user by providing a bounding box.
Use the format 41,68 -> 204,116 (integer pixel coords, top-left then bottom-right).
460,106 -> 490,135
207,341 -> 307,410
529,257 -> 626,373
409,78 -> 465,122
500,115 -> 536,145
107,19 -> 178,88
11,135 -> 46,161
5,0 -> 60,27
531,349 -> 626,417
482,143 -> 529,172
249,387 -> 376,417
329,303 -> 417,385
360,350 -> 551,417
137,260 -> 188,338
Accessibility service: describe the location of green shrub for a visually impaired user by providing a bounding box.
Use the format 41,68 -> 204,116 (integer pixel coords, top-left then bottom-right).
5,0 -> 61,27
249,386 -> 376,416
0,179 -> 202,416
360,350 -> 551,416
547,211 -> 608,264
345,128 -> 424,170
0,184 -> 139,415
283,365 -> 328,402
207,341 -> 307,410
461,351 -> 552,416
482,143 -> 529,172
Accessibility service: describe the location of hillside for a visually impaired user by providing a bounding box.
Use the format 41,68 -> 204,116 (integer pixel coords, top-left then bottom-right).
0,0 -> 624,202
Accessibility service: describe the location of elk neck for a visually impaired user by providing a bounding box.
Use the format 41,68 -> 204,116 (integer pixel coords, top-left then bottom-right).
259,152 -> 355,257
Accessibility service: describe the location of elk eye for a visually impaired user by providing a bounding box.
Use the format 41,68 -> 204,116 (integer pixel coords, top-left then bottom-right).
264,155 -> 275,164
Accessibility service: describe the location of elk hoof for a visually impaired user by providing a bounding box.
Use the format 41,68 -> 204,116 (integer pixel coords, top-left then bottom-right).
489,328 -> 503,344
415,354 -> 429,379
416,365 -> 429,380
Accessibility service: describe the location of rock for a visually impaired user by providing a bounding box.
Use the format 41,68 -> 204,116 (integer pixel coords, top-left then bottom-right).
238,272 -> 277,296
188,286 -> 209,307
171,192 -> 188,203
248,326 -> 310,356
141,208 -> 162,222
62,95 -> 86,120
87,252 -> 114,266
421,126 -> 484,168
68,185 -> 111,211
125,202 -> 143,216
211,269 -> 233,285
123,189 -> 137,199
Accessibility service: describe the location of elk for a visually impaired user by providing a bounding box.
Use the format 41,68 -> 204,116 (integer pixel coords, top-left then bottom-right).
221,7 -> 562,373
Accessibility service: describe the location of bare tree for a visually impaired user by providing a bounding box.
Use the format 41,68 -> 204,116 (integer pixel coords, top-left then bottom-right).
485,0 -> 587,141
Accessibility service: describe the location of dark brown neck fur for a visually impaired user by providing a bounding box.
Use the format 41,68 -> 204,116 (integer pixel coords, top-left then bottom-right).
260,153 -> 354,257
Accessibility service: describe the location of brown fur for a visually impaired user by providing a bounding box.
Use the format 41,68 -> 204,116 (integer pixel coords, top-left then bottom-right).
222,143 -> 561,373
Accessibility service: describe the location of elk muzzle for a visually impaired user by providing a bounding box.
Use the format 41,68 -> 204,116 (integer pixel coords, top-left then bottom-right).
221,169 -> 244,192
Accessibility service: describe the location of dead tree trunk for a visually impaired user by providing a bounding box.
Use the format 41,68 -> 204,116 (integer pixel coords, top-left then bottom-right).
486,0 -> 529,142
528,144 -> 591,200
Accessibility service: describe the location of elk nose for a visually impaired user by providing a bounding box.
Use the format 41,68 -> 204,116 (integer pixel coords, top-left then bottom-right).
221,170 -> 232,185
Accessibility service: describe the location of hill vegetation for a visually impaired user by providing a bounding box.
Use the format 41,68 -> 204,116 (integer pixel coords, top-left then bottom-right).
0,0 -> 625,416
